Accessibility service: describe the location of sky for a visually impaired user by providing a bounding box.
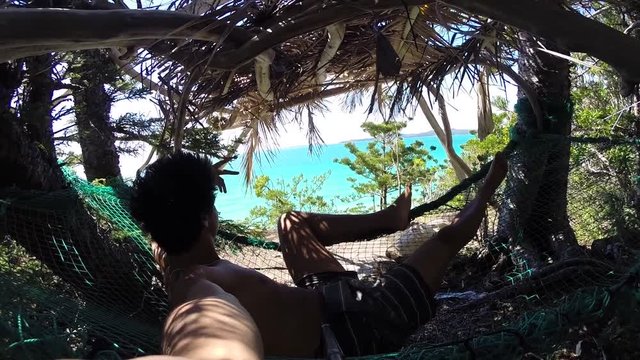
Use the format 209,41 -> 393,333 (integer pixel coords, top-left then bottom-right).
58,78 -> 519,180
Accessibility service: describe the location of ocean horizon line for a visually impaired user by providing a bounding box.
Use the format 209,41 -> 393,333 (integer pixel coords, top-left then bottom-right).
336,128 -> 474,144
232,128 -> 475,155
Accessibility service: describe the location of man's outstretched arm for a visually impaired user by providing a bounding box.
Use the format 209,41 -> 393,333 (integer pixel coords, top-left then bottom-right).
162,272 -> 263,360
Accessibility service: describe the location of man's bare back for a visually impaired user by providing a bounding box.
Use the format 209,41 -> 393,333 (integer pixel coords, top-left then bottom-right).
166,260 -> 323,357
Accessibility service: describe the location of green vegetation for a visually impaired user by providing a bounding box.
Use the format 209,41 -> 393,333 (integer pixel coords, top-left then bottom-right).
566,63 -> 640,243
245,172 -> 338,228
335,121 -> 438,210
462,97 -> 515,167
246,120 -> 442,224
0,237 -> 79,359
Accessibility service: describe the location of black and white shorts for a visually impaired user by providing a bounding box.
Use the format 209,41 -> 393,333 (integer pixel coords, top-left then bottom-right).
296,264 -> 437,357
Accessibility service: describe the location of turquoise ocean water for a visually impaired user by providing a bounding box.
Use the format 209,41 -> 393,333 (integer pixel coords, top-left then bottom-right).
216,133 -> 474,220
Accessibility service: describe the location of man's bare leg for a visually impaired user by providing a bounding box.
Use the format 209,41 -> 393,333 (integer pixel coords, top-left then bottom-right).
405,152 -> 508,292
278,195 -> 412,282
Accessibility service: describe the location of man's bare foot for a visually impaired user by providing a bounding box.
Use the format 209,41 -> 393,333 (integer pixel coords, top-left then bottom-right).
385,185 -> 412,231
481,152 -> 508,197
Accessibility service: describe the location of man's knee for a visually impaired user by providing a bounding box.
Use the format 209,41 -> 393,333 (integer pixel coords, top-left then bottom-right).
277,211 -> 304,233
435,223 -> 457,241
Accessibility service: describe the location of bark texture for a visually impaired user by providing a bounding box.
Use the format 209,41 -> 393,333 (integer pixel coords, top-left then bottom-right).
71,49 -> 121,181
498,5 -> 583,269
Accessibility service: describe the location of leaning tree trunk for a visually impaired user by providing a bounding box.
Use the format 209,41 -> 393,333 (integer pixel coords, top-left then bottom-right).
0,59 -> 165,355
22,55 -> 58,170
417,91 -> 472,181
1,57 -> 65,190
71,49 -> 121,181
498,21 -> 583,271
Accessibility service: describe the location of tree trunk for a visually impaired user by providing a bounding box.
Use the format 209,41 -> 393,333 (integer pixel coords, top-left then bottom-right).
498,15 -> 583,271
1,58 -> 65,191
0,62 -> 22,112
71,50 -> 121,181
22,55 -> 58,167
627,15 -> 640,221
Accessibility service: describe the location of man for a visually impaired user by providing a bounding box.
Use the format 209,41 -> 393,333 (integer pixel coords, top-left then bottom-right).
131,151 -> 507,358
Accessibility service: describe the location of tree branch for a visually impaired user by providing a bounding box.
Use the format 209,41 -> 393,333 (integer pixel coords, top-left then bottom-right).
113,128 -> 167,153
444,0 -> 640,82
3,0 -> 640,83
53,123 -> 76,135
277,84 -> 373,110
109,49 -> 170,98
51,89 -> 73,108
483,58 -> 544,131
417,91 -> 472,180
476,67 -> 493,140
0,9 -> 252,62
432,87 -> 473,178
53,135 -> 78,142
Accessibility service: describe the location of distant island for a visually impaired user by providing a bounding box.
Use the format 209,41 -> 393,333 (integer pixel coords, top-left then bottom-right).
340,129 -> 473,144
405,129 -> 473,137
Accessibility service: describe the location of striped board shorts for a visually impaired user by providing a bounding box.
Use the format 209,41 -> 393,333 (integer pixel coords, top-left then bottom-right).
297,264 -> 437,357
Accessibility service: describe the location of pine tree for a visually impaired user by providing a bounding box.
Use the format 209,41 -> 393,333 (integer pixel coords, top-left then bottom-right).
335,120 -> 437,210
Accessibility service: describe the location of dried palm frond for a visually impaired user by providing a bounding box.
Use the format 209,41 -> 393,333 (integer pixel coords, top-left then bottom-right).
304,103 -> 326,155
240,107 -> 280,187
476,67 -> 494,140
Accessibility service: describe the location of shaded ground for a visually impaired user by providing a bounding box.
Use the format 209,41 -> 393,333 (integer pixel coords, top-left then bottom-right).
406,235 -> 640,359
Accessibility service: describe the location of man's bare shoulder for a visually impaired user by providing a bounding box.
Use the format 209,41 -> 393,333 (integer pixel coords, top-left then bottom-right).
201,259 -> 277,285
167,259 -> 235,281
165,265 -> 223,305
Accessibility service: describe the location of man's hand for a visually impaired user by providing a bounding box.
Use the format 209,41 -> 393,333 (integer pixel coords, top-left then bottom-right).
481,151 -> 508,199
489,151 -> 508,180
212,157 -> 240,193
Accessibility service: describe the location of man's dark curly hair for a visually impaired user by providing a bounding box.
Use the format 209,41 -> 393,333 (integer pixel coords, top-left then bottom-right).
131,152 -> 215,255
